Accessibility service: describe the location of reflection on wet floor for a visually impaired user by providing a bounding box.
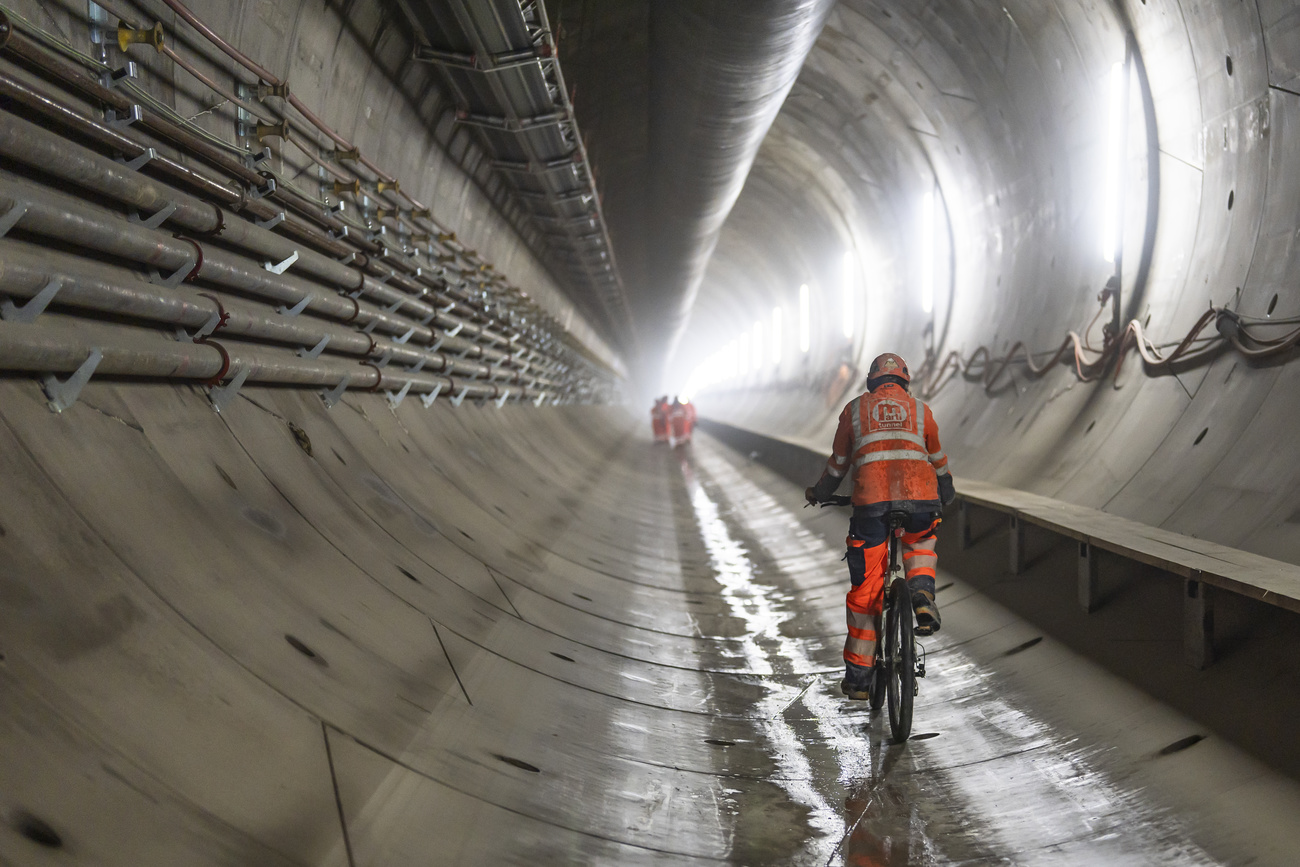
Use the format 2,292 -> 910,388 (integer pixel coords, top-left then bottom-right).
676,438 -> 1228,866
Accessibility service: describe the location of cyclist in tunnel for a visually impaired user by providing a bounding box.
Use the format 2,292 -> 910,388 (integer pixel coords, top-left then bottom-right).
804,353 -> 956,700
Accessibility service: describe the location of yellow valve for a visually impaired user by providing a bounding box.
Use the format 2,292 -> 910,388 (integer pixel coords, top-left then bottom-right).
375,207 -> 394,220
255,120 -> 288,141
118,21 -> 164,53
376,180 -> 400,194
333,179 -> 361,196
411,232 -> 431,243
438,232 -> 456,242
412,208 -> 431,220
333,146 -> 359,162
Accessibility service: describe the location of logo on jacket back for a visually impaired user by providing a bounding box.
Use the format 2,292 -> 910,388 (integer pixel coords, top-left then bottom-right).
871,399 -> 909,430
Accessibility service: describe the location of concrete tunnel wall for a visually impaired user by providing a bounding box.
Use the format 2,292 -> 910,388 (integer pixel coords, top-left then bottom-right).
679,1 -> 1300,568
6,0 -> 1300,863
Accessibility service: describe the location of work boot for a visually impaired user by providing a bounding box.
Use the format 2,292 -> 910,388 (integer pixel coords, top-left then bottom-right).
913,591 -> 941,636
840,668 -> 873,700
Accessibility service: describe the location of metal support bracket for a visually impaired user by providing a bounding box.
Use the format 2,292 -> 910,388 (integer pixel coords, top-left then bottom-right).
277,295 -> 310,317
0,198 -> 28,237
1009,514 -> 1026,575
446,322 -> 464,338
372,348 -> 393,369
494,389 -> 510,408
149,250 -> 197,289
386,380 -> 411,408
337,252 -> 357,266
256,211 -> 286,230
42,348 -> 103,413
406,357 -> 426,374
534,392 -> 547,407
1183,574 -> 1214,670
208,365 -> 250,413
106,105 -> 143,129
419,382 -> 443,407
297,335 -> 330,359
1078,541 -> 1099,614
129,200 -> 177,230
264,250 -> 299,275
419,310 -> 436,326
1,277 -> 62,323
393,327 -> 416,344
249,176 -> 276,199
117,147 -> 157,171
449,385 -> 471,407
429,337 -> 445,354
321,374 -> 350,408
956,500 -> 972,550
175,308 -> 224,343
99,62 -> 138,90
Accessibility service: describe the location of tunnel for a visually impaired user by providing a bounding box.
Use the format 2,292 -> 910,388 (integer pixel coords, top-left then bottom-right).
3,0 -> 1300,863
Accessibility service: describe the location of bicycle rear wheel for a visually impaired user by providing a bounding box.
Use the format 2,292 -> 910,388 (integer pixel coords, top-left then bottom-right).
886,579 -> 915,742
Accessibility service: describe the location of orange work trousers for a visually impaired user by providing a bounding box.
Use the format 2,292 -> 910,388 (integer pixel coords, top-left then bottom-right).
843,516 -> 939,670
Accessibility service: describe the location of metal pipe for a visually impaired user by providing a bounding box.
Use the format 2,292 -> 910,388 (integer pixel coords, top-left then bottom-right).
0,238 -> 559,384
0,118 -> 538,368
0,317 -> 535,402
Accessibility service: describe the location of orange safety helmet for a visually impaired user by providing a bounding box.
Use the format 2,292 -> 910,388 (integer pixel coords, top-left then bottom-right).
866,352 -> 910,390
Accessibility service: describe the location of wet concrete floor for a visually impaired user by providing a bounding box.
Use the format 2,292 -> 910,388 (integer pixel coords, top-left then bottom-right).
3,389 -> 1300,864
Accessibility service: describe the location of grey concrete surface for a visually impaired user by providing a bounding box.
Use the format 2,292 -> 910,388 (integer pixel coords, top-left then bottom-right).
5,385 -> 1300,864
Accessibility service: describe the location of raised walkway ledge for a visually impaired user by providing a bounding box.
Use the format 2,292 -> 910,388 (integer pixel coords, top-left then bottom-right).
696,416 -> 1300,670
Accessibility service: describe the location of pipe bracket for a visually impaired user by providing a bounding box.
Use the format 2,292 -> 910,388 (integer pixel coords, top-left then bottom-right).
419,382 -> 444,407
449,385 -> 471,408
2,277 -> 63,323
256,211 -> 286,230
296,335 -> 330,359
276,295 -> 310,317
129,199 -> 177,230
321,375 -> 351,409
406,357 -> 426,374
264,250 -> 299,275
393,327 -> 416,345
175,308 -> 224,343
208,365 -> 250,413
494,389 -> 510,409
42,348 -> 103,412
0,198 -> 28,237
117,147 -> 157,172
106,105 -> 142,129
385,380 -> 412,408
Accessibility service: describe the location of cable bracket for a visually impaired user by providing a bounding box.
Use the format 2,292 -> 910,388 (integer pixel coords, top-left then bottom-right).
297,335 -> 330,359
0,198 -> 28,237
277,295 -> 310,317
449,385 -> 471,407
419,382 -> 443,407
129,200 -> 177,230
2,277 -> 63,323
321,374 -> 350,408
43,348 -> 103,412
386,380 -> 411,408
264,250 -> 299,275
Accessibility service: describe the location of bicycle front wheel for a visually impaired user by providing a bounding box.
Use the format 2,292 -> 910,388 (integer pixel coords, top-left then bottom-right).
886,579 -> 915,742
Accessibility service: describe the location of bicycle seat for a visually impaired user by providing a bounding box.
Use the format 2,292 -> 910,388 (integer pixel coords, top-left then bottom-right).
884,509 -> 910,531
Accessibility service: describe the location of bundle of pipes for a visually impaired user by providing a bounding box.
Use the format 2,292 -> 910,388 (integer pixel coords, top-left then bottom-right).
0,9 -> 619,411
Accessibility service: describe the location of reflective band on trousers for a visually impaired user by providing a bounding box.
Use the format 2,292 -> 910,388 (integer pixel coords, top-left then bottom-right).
852,448 -> 932,470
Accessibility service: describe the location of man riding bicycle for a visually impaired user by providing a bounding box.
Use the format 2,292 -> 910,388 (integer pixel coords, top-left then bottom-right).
804,353 -> 956,701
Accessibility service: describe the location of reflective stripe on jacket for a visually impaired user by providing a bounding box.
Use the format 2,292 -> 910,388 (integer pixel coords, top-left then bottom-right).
824,382 -> 949,507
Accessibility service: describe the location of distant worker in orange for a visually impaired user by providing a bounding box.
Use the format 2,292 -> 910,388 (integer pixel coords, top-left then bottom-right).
804,353 -> 955,700
651,396 -> 670,443
668,395 -> 694,446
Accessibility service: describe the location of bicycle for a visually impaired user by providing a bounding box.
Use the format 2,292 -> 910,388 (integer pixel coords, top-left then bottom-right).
818,496 -> 926,743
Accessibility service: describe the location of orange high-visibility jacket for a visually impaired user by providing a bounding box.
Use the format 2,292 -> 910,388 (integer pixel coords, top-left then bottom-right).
824,382 -> 950,507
